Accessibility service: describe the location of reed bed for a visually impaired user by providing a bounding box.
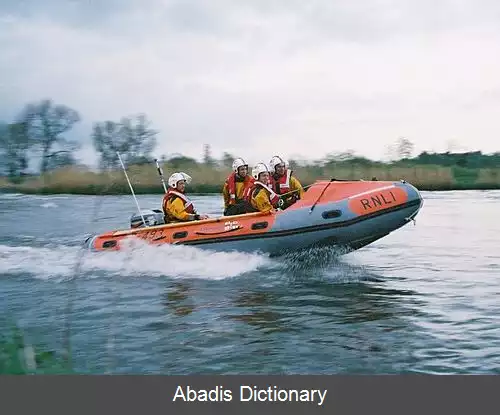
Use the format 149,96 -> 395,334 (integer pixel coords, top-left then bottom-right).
2,163 -> 500,194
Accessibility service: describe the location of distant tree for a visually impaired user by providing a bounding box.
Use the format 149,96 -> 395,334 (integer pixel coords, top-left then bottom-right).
383,140 -> 400,162
167,155 -> 198,169
0,121 -> 33,181
288,159 -> 299,169
336,150 -> 356,161
396,137 -> 414,159
220,151 -> 234,169
92,114 -> 157,169
384,143 -> 397,162
45,152 -> 77,171
411,150 -> 500,168
92,121 -> 125,169
324,150 -> 356,166
203,144 -> 215,166
19,99 -> 80,174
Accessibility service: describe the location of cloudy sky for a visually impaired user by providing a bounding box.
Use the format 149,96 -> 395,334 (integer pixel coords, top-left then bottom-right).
1,0 -> 500,167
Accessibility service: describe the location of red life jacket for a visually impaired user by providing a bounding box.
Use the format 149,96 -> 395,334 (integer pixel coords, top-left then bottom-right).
162,188 -> 195,217
226,173 -> 254,205
271,169 -> 292,195
242,184 -> 254,202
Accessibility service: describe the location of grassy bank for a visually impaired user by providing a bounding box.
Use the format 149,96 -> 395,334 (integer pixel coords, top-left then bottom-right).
1,162 -> 500,195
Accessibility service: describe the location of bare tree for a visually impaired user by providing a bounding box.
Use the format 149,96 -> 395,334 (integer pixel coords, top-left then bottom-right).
203,144 -> 215,166
384,143 -> 396,162
92,114 -> 157,170
396,137 -> 414,159
0,121 -> 33,180
220,151 -> 234,169
20,99 -> 80,174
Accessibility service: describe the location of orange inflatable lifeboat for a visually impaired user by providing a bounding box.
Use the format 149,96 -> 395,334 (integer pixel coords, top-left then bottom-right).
84,179 -> 423,257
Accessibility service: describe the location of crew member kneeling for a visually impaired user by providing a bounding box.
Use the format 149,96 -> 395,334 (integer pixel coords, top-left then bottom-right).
248,163 -> 282,214
269,155 -> 304,209
162,172 -> 209,223
222,157 -> 255,216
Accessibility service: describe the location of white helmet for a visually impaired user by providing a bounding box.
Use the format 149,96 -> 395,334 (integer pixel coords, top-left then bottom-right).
269,155 -> 287,172
168,172 -> 192,188
232,157 -> 248,173
252,162 -> 269,180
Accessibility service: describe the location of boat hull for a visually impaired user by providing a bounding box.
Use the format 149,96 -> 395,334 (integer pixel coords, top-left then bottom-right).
84,180 -> 423,256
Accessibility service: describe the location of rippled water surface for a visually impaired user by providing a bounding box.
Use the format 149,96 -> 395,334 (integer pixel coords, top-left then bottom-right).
0,190 -> 499,374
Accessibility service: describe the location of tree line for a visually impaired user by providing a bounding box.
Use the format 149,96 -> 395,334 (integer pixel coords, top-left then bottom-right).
1,98 -> 500,183
0,99 -> 161,182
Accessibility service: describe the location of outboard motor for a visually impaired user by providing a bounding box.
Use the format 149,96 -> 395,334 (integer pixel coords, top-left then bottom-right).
130,209 -> 165,229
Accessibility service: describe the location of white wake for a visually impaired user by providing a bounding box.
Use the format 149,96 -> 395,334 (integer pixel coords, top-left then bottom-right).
0,239 -> 272,281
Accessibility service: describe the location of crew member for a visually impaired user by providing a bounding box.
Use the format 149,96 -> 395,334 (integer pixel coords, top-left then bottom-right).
248,163 -> 282,214
222,157 -> 255,216
269,155 -> 304,209
162,172 -> 209,223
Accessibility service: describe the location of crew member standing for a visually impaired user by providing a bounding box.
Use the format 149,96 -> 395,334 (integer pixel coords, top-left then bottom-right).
222,157 -> 255,216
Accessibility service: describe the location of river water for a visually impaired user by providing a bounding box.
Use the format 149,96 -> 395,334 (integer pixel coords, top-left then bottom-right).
0,190 -> 499,374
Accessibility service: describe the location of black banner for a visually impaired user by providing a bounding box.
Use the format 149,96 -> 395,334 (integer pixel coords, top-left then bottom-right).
1,375 -> 498,414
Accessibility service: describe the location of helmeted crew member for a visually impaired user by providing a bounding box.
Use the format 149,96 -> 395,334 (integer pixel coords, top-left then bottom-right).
222,157 -> 255,216
269,155 -> 304,209
162,172 -> 209,223
248,163 -> 282,214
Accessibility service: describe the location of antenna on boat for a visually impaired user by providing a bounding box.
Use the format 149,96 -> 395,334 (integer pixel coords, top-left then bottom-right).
116,151 -> 146,227
154,158 -> 168,193
309,178 -> 335,214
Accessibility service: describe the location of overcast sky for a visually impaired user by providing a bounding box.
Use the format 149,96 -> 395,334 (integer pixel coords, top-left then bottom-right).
1,0 -> 500,167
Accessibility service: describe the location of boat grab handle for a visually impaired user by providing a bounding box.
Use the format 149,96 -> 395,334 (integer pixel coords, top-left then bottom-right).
194,226 -> 243,236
